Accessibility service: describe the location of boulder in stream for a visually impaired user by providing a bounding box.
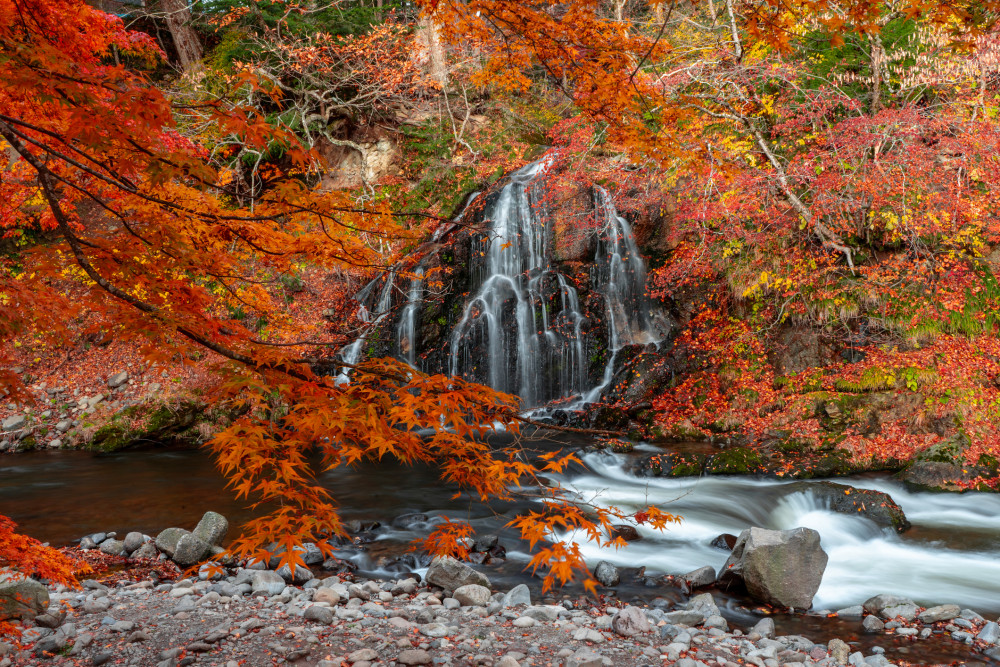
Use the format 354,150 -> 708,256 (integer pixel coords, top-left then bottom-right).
717,526 -> 827,609
155,527 -> 189,558
172,533 -> 211,567
593,561 -> 620,587
783,481 -> 910,532
193,511 -> 229,547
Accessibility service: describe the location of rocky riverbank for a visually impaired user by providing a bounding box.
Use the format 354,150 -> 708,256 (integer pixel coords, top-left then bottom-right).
3,550 -> 1000,667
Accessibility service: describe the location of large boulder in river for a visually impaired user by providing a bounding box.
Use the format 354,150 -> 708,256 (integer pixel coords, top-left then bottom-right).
900,461 -> 988,492
0,574 -> 49,620
193,511 -> 229,547
717,527 -> 827,609
172,533 -> 211,567
424,556 -> 490,591
783,481 -> 910,532
155,527 -> 189,558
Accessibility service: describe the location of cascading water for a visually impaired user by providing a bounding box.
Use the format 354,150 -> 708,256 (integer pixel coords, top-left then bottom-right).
396,267 -> 425,368
584,186 -> 660,402
540,450 -> 1000,612
448,160 -> 589,407
336,270 -> 396,384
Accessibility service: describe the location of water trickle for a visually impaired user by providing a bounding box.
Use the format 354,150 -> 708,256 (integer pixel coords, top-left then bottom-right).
397,267 -> 425,368
449,160 -> 588,406
337,270 -> 396,384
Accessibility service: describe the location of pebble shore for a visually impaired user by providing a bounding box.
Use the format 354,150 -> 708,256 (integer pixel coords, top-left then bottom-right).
4,562 -> 1000,667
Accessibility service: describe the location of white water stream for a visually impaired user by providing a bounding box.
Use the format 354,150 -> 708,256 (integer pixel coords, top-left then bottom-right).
529,451 -> 1000,612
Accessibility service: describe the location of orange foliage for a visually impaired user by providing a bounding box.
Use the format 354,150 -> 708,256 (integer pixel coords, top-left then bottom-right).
1,0 -> 675,600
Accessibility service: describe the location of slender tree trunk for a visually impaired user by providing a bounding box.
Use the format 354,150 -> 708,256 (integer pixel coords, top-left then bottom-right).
868,33 -> 885,113
159,0 -> 203,71
417,12 -> 449,89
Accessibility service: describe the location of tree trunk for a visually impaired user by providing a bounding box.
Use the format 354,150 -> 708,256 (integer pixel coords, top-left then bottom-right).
159,0 -> 203,71
416,12 -> 449,89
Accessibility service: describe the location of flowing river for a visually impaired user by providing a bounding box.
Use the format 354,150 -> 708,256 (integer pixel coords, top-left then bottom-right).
2,437 -> 999,619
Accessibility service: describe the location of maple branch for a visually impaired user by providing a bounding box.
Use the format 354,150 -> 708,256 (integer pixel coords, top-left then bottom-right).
0,120 -> 316,383
747,124 -> 856,273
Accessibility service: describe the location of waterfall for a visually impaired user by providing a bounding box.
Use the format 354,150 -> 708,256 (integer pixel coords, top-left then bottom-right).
449,160 -> 588,407
336,270 -> 396,384
584,186 -> 660,402
396,267 -> 425,368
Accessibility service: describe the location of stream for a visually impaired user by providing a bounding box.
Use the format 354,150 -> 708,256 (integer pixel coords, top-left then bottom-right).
2,435 -> 999,664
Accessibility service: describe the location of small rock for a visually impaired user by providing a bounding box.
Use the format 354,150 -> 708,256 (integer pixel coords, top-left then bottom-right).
918,604 -> 960,624
92,652 -> 113,666
349,648 -> 378,663
828,638 -> 849,666
453,584 -> 491,607
250,571 -> 285,596
751,617 -> 775,639
862,615 -> 885,633
155,527 -> 189,558
512,616 -> 536,628
681,565 -> 716,589
304,605 -> 334,624
425,556 -> 490,590
566,648 -> 603,667
835,605 -> 864,618
131,542 -> 159,560
977,621 -> 1000,645
55,420 -> 72,433
314,587 -> 341,606
99,539 -> 126,556
1,415 -> 26,433
611,606 -> 650,636
172,533 -> 210,566
502,584 -> 531,608
397,649 -> 432,665
122,531 -> 146,554
108,371 -> 129,389
593,561 -> 620,587
276,563 -> 314,584
496,656 -> 520,667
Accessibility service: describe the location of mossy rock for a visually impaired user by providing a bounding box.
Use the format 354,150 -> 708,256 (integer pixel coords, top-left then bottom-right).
913,432 -> 972,465
87,401 -> 211,452
704,447 -> 766,475
634,451 -> 705,477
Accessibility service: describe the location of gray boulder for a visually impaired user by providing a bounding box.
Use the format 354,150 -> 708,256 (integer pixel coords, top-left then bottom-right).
717,526 -> 828,609
107,371 -> 129,389
862,615 -> 885,633
98,539 -> 126,556
1,415 -> 26,432
123,532 -> 145,554
424,556 -> 490,591
251,571 -> 286,596
155,527 -> 189,558
501,584 -> 531,608
453,584 -> 491,607
0,576 -> 49,620
611,606 -> 651,636
303,605 -> 334,624
192,511 -> 228,547
172,533 -> 211,566
593,560 -> 620,587
862,593 -> 914,616
918,604 -> 960,623
276,563 -> 314,584
681,565 -> 716,589
131,542 -> 158,560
